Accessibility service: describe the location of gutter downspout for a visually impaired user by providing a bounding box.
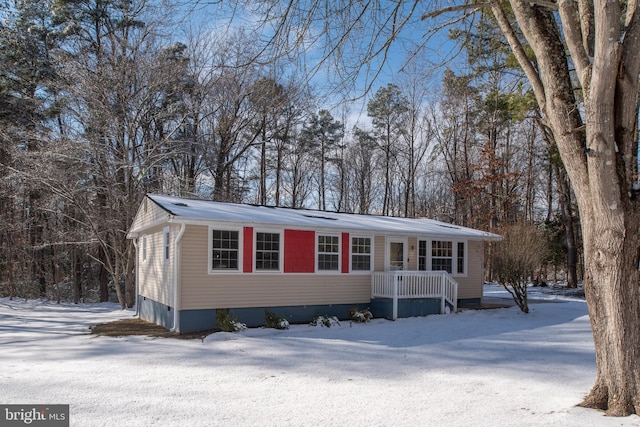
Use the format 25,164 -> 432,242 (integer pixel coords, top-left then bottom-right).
132,238 -> 140,317
172,223 -> 186,333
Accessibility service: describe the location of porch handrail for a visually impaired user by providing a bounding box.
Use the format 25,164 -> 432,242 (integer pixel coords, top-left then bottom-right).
371,270 -> 458,319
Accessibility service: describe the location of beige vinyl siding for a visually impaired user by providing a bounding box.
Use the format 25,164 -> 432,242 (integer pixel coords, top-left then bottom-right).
179,225 -> 371,310
455,240 -> 484,299
130,197 -> 169,233
407,237 -> 418,270
137,224 -> 177,306
373,235 -> 385,271
172,225 -> 485,309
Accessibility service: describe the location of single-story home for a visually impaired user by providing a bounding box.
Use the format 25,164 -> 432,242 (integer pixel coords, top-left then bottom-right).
127,194 -> 501,333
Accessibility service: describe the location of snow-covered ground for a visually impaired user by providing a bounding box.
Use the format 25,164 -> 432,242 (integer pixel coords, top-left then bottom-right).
1,285 -> 639,427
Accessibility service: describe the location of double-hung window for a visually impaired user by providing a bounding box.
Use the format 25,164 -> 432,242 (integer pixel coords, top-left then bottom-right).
418,240 -> 428,271
351,236 -> 372,271
211,229 -> 240,271
317,234 -> 340,271
255,232 -> 281,271
456,242 -> 465,274
431,240 -> 453,273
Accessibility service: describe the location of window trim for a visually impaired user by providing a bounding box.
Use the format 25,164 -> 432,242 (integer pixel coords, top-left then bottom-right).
141,235 -> 147,262
350,235 -> 373,273
163,227 -> 170,263
418,238 -> 467,277
254,229 -> 283,273
431,240 -> 453,273
456,241 -> 466,275
418,239 -> 428,271
208,226 -> 243,274
316,233 -> 341,273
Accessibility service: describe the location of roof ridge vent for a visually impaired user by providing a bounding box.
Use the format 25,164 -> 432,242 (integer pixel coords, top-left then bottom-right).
303,214 -> 337,221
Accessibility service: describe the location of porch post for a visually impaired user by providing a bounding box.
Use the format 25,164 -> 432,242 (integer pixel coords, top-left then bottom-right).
440,273 -> 445,314
392,272 -> 398,320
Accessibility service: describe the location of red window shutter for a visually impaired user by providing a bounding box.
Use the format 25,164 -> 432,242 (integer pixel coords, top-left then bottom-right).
243,227 -> 253,273
342,232 -> 349,273
284,230 -> 315,273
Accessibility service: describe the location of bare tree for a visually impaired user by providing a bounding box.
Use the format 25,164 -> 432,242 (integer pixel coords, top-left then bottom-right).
396,71 -> 432,218
300,109 -> 344,210
431,69 -> 480,226
367,83 -> 409,216
197,31 -> 264,202
48,0 -> 184,307
492,222 -> 548,313
345,127 -> 379,214
248,75 -> 308,206
282,128 -> 314,208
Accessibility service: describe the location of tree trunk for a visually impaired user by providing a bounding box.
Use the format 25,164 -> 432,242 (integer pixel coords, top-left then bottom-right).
98,248 -> 109,302
579,217 -> 640,415
490,0 -> 640,415
554,164 -> 578,288
125,240 -> 135,308
576,0 -> 640,414
113,254 -> 125,309
259,120 -> 267,205
275,147 -> 282,207
73,246 -> 82,304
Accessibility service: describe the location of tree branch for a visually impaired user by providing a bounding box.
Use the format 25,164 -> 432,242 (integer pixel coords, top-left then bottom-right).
421,0 -> 557,20
621,1 -> 640,80
617,1 -> 640,189
421,3 -> 488,20
557,0 -> 591,90
532,0 -> 559,10
488,0 -> 547,115
578,0 -> 595,56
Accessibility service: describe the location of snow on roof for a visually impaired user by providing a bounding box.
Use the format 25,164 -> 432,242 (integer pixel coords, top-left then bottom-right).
144,194 -> 501,240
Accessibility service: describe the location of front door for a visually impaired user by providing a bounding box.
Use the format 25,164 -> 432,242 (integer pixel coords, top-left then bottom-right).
387,238 -> 406,270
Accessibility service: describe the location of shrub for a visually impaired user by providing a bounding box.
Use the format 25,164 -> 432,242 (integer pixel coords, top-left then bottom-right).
491,222 -> 548,313
264,309 -> 290,329
310,314 -> 340,328
349,306 -> 373,323
216,309 -> 247,332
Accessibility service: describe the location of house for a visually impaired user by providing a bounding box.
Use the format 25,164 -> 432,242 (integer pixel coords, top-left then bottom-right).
127,194 -> 501,333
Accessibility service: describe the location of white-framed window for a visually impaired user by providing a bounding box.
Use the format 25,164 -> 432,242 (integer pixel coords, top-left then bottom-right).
141,235 -> 147,262
431,240 -> 453,272
317,234 -> 340,271
210,228 -> 241,272
255,231 -> 281,271
418,240 -> 428,271
163,227 -> 170,262
351,236 -> 372,272
456,242 -> 465,274
418,239 -> 466,276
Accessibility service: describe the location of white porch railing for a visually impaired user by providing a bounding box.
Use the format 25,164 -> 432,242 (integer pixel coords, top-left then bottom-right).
371,271 -> 458,320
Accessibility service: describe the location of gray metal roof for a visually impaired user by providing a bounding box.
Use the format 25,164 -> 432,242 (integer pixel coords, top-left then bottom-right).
145,194 -> 501,240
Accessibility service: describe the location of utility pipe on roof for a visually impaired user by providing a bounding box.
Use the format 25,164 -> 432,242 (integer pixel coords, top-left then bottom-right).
172,223 -> 186,333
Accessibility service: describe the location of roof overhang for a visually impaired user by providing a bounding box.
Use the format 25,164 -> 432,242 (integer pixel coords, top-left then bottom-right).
127,194 -> 503,241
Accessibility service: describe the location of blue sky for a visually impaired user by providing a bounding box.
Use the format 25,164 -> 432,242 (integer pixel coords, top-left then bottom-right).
166,0 -> 476,131
176,1 -> 467,124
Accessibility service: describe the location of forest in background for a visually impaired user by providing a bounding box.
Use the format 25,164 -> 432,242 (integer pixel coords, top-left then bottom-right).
0,0 -> 579,306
